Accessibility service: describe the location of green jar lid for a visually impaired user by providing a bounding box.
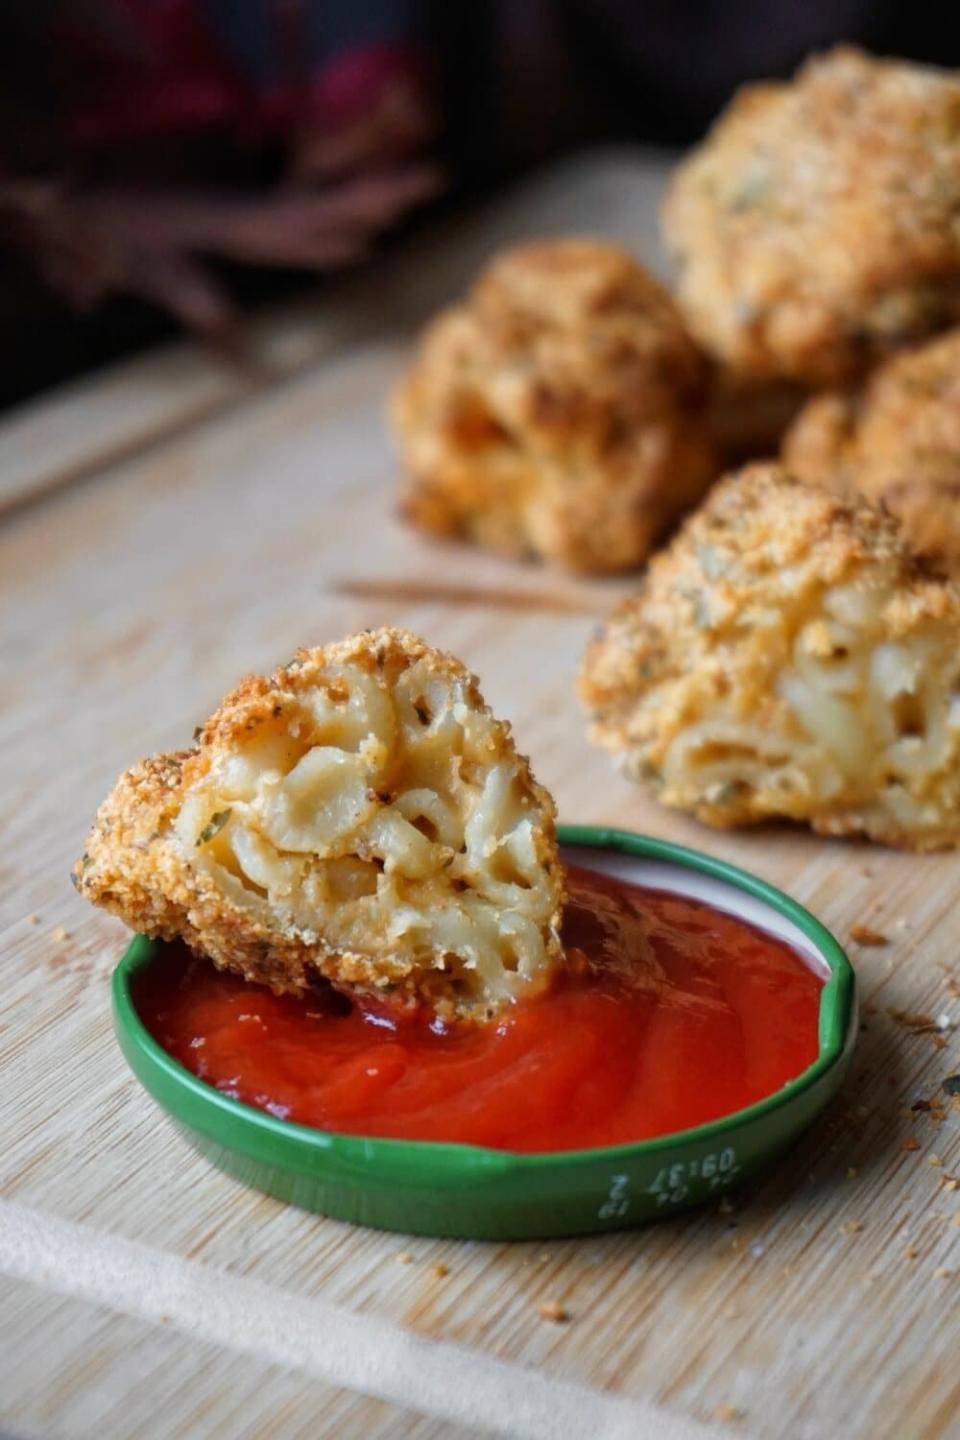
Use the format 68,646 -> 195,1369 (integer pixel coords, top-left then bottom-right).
112,825 -> 856,1239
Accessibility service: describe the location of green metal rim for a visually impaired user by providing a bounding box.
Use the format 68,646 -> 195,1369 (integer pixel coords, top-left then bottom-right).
112,824 -> 856,1183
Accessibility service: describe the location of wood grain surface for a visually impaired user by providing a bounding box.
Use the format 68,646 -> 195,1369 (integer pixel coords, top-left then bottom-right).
1,150 -> 958,1440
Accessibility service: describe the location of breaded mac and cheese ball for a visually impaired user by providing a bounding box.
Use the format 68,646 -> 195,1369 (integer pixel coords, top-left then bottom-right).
76,630 -> 564,1021
783,329 -> 960,571
663,48 -> 960,387
580,466 -> 960,851
391,238 -> 715,573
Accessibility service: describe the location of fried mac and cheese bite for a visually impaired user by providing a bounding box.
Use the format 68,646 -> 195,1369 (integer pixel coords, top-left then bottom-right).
76,630 -> 564,1020
783,330 -> 960,572
391,238 -> 715,573
663,48 -> 960,388
580,466 -> 960,851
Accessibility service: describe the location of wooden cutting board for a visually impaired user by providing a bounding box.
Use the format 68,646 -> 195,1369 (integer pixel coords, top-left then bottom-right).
1,150 -> 958,1440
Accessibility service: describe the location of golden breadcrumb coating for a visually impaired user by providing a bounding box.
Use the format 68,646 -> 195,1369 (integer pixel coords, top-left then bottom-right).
580,465 -> 960,850
391,238 -> 715,573
76,629 -> 564,1020
783,329 -> 960,571
663,48 -> 960,387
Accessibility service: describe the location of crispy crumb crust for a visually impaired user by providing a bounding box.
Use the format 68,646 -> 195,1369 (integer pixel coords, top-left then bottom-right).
391,238 -> 716,573
783,329 -> 960,570
580,465 -> 960,850
663,48 -> 960,387
76,629 -> 564,1020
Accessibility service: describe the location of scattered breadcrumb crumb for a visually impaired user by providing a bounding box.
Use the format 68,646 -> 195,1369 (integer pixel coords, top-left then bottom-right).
933,1037 -> 948,1051
49,925 -> 69,942
933,1267 -> 953,1279
27,913 -> 39,926
395,1252 -> 414,1265
952,1214 -> 960,1226
890,1009 -> 938,1033
928,1155 -> 944,1167
902,1137 -> 921,1152
943,1178 -> 960,1192
713,1404 -> 745,1424
904,1246 -> 920,1259
538,1301 -> 570,1323
841,1220 -> 864,1234
431,1263 -> 449,1278
850,923 -> 888,946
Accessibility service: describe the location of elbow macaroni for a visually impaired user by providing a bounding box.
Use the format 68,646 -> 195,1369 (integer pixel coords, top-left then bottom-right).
581,466 -> 960,850
77,630 -> 564,1019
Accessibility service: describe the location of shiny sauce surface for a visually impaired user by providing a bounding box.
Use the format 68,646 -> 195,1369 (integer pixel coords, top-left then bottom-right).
135,865 -> 823,1152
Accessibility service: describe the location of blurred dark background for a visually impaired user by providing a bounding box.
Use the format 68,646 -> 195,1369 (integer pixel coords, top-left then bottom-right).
2,0 -> 958,409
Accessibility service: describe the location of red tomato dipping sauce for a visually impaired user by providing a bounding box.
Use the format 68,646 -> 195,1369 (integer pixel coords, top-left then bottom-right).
135,865 -> 824,1153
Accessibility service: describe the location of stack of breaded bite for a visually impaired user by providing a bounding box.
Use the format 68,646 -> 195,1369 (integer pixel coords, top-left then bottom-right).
392,46 -> 960,851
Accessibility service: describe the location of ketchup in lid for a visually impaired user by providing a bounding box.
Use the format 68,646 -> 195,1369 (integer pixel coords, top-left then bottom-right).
136,865 -> 823,1153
